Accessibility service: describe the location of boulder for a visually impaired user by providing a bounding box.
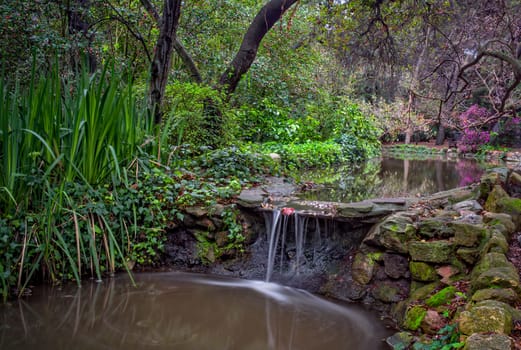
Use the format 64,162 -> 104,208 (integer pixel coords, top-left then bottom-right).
456,247 -> 482,265
383,253 -> 410,279
463,333 -> 513,350
459,302 -> 513,335
471,288 -> 519,304
496,197 -> 521,230
363,214 -> 416,253
471,252 -> 511,280
403,305 -> 427,331
409,240 -> 455,264
450,222 -> 488,247
425,286 -> 457,308
351,252 -> 376,285
420,310 -> 445,335
386,332 -> 414,350
410,261 -> 437,282
484,185 -> 510,212
409,282 -> 440,301
482,231 -> 509,255
472,266 -> 521,292
452,200 -> 483,213
417,217 -> 455,239
483,212 -> 516,236
436,265 -> 460,284
372,282 -> 403,303
479,171 -> 503,200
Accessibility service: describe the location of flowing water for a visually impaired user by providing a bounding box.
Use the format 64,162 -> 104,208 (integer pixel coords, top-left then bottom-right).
299,156 -> 488,202
0,272 -> 391,350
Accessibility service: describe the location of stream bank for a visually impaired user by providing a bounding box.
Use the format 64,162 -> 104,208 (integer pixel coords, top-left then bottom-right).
163,165 -> 521,349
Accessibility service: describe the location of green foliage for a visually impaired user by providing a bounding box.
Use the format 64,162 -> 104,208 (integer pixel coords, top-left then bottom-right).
163,81 -> 232,148
0,218 -> 19,301
333,102 -> 382,162
194,146 -> 277,183
412,324 -> 464,350
221,205 -> 245,249
0,62 -> 155,298
261,141 -> 345,171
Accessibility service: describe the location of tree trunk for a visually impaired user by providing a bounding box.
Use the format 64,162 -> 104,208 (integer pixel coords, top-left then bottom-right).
149,0 -> 182,124
141,0 -> 201,84
218,0 -> 299,94
435,123 -> 445,145
67,0 -> 96,72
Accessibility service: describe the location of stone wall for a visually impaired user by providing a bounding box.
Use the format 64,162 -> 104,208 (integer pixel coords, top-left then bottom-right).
340,167 -> 521,349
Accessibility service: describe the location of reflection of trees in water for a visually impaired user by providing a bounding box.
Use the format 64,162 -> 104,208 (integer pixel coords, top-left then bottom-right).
300,157 -> 486,202
0,275 -> 385,350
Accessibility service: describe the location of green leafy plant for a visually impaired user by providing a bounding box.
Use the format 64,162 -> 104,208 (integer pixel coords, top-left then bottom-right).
412,324 -> 464,350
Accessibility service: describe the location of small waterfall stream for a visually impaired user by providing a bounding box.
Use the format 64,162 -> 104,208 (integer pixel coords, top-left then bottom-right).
263,209 -> 325,282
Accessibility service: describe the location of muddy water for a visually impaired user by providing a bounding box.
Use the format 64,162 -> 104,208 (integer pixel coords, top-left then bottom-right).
0,272 -> 392,350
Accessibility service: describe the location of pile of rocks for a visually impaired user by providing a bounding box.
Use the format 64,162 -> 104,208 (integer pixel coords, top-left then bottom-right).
349,167 -> 521,349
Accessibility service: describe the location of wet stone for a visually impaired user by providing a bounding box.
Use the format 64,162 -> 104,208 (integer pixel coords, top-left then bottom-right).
383,253 -> 410,279
409,240 -> 455,264
463,333 -> 513,350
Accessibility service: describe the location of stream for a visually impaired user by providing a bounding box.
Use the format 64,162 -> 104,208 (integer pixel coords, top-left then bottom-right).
0,272 -> 392,350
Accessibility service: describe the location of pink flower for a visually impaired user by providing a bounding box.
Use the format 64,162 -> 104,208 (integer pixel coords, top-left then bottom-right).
281,207 -> 295,216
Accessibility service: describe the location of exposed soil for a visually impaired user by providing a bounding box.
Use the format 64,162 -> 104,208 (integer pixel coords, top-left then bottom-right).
506,232 -> 521,349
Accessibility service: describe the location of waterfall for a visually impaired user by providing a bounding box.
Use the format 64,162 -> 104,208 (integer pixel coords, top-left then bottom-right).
294,213 -> 308,276
263,209 -> 330,282
264,209 -> 281,282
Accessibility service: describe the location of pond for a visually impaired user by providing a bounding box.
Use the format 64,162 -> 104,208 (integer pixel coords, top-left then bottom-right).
0,272 -> 392,350
299,156 -> 489,203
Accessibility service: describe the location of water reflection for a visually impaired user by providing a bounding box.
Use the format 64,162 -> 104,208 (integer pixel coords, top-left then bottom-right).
0,273 -> 391,350
300,156 -> 487,202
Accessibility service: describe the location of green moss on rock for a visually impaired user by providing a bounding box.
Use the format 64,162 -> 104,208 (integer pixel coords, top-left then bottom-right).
425,286 -> 457,307
403,305 -> 427,331
352,252 -> 376,285
471,288 -> 519,304
410,261 -> 438,282
409,240 -> 455,264
450,222 -> 488,247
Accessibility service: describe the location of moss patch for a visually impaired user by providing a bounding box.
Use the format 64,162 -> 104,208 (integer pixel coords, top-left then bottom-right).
410,261 -> 437,282
403,305 -> 427,331
425,286 -> 457,307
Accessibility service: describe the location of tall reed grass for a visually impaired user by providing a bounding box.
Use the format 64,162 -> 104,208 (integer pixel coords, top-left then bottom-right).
0,63 -> 153,300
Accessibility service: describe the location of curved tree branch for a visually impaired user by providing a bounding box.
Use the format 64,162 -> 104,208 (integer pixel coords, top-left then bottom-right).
218,0 -> 299,94
141,0 -> 201,83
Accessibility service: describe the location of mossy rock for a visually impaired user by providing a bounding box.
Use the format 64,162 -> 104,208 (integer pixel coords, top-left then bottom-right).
372,282 -> 402,303
483,212 -> 516,237
484,185 -> 510,212
363,214 -> 417,253
450,222 -> 488,248
385,332 -> 414,350
470,252 -> 511,280
417,217 -> 455,239
482,231 -> 509,255
457,247 -> 482,265
471,266 -> 521,292
409,282 -> 440,301
403,305 -> 427,331
463,333 -> 513,350
496,197 -> 521,230
479,171 -> 503,200
408,240 -> 455,264
471,288 -> 519,304
352,252 -> 376,285
425,286 -> 457,307
410,261 -> 437,282
459,304 -> 513,335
